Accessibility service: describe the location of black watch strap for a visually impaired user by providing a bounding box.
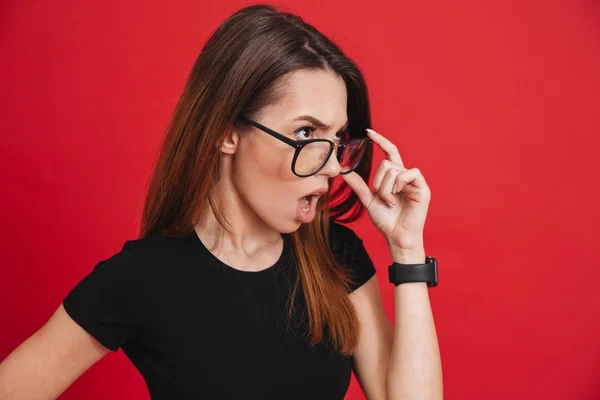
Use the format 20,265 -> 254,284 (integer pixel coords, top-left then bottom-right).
388,256 -> 438,287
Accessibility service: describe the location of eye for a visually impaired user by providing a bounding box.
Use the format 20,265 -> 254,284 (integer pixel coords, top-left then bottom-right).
294,125 -> 317,140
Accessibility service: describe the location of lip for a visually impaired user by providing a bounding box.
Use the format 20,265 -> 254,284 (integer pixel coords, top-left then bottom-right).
301,186 -> 329,199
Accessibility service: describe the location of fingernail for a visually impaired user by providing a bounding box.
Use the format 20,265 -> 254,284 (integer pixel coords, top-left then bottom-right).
366,128 -> 377,135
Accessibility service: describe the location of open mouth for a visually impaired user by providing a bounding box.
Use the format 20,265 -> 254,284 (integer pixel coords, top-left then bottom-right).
296,186 -> 327,223
299,195 -> 315,213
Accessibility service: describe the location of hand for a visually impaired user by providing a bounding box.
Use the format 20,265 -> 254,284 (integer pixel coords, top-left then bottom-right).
341,128 -> 431,250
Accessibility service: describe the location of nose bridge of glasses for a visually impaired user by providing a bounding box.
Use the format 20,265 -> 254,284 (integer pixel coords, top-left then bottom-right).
325,142 -> 342,169
333,140 -> 345,154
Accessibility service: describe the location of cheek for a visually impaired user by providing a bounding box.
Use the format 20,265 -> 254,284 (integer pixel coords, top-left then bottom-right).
233,139 -> 298,205
239,138 -> 291,180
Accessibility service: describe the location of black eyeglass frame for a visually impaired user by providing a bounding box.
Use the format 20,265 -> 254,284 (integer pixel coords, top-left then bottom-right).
238,115 -> 372,178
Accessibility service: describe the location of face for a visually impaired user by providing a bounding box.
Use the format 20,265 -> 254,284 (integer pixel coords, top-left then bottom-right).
226,68 -> 348,233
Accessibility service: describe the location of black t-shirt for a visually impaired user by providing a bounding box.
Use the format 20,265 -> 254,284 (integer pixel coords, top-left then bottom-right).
63,222 -> 376,399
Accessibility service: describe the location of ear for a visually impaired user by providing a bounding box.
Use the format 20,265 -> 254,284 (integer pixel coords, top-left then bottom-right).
219,127 -> 240,155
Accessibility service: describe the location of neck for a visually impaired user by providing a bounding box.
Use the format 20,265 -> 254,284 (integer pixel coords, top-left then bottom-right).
194,177 -> 282,257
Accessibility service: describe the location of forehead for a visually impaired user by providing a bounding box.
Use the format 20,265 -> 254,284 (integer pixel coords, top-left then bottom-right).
262,69 -> 348,127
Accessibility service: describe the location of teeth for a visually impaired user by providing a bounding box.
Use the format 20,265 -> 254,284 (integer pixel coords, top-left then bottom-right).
300,196 -> 310,212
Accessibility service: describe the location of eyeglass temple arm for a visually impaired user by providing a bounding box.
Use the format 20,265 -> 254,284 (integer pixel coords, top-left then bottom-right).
238,115 -> 300,148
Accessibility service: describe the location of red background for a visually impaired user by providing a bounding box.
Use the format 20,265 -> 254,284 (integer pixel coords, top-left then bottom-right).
2,1 -> 599,399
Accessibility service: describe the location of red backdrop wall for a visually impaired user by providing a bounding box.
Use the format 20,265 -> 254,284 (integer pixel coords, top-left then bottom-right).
1,1 -> 599,399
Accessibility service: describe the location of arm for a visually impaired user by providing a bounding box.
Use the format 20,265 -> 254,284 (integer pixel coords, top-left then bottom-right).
386,246 -> 442,400
350,246 -> 443,400
341,126 -> 442,399
0,303 -> 111,400
349,275 -> 393,400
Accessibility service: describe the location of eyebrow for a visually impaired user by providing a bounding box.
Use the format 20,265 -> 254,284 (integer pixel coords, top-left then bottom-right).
293,115 -> 349,132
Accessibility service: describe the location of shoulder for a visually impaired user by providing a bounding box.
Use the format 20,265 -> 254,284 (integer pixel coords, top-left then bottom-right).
328,220 -> 363,242
328,221 -> 368,253
119,231 -> 200,282
328,221 -> 376,293
328,221 -> 367,260
123,231 -> 189,263
81,231 -> 198,294
74,232 -> 187,282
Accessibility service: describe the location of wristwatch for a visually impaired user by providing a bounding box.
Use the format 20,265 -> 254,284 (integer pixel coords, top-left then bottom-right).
388,256 -> 438,287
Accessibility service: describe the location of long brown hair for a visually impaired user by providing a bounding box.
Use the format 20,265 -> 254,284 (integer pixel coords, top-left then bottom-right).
139,4 -> 373,356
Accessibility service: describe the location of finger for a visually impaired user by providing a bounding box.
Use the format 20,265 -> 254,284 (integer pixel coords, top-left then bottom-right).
340,171 -> 375,208
372,160 -> 404,191
366,129 -> 405,168
412,168 -> 429,191
394,168 -> 428,193
379,168 -> 400,207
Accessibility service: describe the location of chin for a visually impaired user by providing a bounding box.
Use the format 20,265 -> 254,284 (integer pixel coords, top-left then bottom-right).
267,216 -> 302,234
279,221 -> 303,234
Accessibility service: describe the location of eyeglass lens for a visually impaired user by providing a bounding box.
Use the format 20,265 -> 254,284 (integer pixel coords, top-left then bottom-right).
294,139 -> 369,176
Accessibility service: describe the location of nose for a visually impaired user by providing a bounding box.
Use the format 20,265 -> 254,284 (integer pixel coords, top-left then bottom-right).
317,144 -> 342,178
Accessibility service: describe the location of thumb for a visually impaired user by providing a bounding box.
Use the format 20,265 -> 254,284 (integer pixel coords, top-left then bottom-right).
341,171 -> 374,208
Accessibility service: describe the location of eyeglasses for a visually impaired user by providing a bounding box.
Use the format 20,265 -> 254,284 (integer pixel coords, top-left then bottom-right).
238,115 -> 371,178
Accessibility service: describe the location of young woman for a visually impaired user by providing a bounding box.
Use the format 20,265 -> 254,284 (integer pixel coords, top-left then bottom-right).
0,4 -> 442,399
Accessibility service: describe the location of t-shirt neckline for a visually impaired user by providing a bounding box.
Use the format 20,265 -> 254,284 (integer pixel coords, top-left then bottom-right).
187,228 -> 291,276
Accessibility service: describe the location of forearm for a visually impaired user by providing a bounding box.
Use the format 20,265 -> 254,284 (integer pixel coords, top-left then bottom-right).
386,246 -> 443,400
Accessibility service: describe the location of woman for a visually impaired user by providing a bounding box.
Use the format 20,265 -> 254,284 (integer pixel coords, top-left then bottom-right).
0,4 -> 442,399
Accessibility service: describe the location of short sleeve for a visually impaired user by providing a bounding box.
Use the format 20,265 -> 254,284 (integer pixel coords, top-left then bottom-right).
62,241 -> 140,352
328,222 -> 377,293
